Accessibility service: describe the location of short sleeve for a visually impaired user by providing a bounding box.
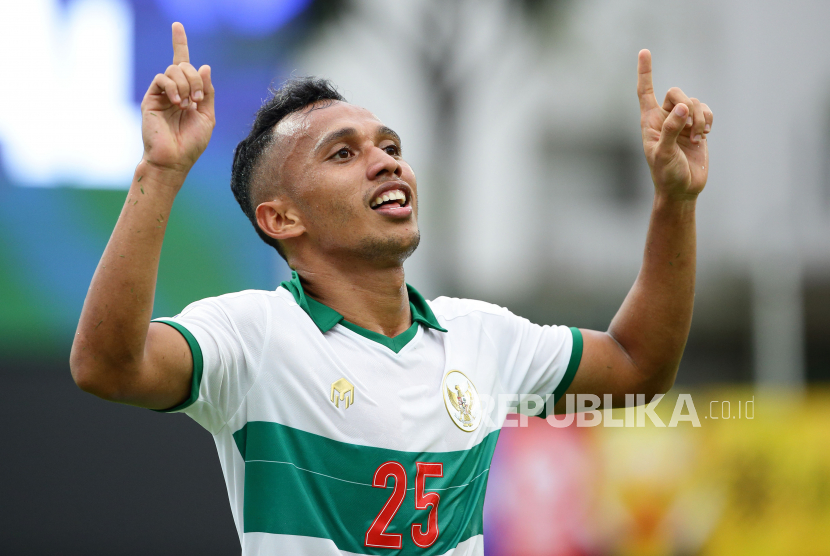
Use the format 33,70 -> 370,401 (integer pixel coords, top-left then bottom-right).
151,292 -> 268,434
431,297 -> 583,415
480,306 -> 582,409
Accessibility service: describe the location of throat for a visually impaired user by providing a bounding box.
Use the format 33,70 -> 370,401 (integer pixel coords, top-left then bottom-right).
298,267 -> 412,337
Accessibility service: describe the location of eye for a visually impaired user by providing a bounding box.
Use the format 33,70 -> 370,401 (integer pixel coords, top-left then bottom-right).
383,144 -> 401,156
332,147 -> 352,160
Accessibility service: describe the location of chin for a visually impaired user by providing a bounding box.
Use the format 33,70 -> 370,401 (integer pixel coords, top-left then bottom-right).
357,230 -> 420,265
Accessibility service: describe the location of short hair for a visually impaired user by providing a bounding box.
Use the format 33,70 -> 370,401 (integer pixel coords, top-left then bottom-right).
230,77 -> 345,260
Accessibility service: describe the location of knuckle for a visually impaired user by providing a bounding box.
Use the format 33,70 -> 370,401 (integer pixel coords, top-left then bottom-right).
666,115 -> 684,129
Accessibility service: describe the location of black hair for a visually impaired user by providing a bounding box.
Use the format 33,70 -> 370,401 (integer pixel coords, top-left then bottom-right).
230,77 -> 345,260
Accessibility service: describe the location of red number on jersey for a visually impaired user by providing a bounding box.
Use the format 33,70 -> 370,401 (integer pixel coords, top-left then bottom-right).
364,461 -> 407,549
411,462 -> 443,548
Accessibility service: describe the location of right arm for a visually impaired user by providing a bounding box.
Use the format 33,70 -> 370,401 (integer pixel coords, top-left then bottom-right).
69,23 -> 215,409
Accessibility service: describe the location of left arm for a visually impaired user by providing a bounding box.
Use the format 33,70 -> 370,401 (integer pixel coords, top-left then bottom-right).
555,49 -> 713,410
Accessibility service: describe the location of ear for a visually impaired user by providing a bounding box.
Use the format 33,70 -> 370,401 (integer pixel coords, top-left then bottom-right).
255,199 -> 306,242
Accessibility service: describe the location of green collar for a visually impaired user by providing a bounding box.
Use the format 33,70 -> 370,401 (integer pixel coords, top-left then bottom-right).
280,271 -> 447,353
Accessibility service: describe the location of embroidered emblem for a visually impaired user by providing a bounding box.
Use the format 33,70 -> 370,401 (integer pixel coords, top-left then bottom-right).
330,378 -> 355,409
442,370 -> 481,432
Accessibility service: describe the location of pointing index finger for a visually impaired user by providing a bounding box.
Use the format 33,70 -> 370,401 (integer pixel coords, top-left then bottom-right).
172,22 -> 189,65
637,49 -> 659,112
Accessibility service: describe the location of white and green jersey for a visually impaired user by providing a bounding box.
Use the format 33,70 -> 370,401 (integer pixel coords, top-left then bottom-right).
153,271 -> 582,555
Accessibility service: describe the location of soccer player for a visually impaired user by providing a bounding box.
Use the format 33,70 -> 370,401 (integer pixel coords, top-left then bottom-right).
70,23 -> 712,555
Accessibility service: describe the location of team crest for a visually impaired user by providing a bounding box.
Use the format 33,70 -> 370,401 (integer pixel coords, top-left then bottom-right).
442,370 -> 481,432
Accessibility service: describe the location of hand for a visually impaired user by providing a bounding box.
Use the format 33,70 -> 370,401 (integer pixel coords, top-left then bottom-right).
140,22 -> 215,180
637,49 -> 713,199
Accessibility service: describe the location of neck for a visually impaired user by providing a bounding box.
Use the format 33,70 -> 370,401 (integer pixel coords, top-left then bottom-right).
292,257 -> 411,338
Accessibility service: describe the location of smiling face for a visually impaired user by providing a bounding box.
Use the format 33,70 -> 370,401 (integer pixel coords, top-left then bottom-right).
254,101 -> 420,268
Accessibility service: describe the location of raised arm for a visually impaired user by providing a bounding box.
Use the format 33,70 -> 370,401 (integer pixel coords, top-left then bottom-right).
555,50 -> 713,410
70,23 -> 215,409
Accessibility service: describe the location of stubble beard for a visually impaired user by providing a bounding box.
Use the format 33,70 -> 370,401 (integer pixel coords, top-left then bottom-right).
318,194 -> 421,266
354,229 -> 421,266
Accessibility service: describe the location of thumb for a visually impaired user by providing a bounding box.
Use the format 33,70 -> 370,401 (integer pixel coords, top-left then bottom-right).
196,65 -> 215,120
657,103 -> 688,152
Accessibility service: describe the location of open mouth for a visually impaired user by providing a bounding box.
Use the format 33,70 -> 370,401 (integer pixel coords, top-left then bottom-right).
370,188 -> 408,210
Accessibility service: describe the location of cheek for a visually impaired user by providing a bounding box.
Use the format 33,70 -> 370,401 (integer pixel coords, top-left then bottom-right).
300,177 -> 365,230
400,161 -> 417,188
399,163 -> 418,212
401,163 -> 418,207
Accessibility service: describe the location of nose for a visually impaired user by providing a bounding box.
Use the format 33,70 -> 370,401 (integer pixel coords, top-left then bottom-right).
366,145 -> 402,180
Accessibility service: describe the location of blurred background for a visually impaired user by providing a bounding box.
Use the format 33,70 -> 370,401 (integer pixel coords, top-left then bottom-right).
1,0 -> 828,554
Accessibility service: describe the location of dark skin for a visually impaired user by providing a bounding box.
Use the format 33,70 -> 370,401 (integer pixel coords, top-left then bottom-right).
70,25 -> 713,411
254,102 -> 421,337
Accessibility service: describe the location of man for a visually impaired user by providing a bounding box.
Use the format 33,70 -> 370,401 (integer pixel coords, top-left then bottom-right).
70,22 -> 712,555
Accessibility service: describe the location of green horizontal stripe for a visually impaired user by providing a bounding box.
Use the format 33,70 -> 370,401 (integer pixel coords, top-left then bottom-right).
234,422 -> 499,555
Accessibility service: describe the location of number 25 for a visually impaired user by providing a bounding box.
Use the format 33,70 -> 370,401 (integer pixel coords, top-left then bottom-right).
364,461 -> 443,549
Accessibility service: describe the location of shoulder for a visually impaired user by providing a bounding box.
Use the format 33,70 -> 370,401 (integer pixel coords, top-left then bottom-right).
175,287 -> 298,321
428,296 -> 514,322
428,297 -> 545,341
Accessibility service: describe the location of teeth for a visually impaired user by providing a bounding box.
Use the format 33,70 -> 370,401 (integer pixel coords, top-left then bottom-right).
371,189 -> 407,208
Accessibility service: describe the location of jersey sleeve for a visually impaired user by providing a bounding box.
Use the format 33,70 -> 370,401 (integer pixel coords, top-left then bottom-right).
481,305 -> 582,410
431,297 -> 583,414
151,293 -> 268,434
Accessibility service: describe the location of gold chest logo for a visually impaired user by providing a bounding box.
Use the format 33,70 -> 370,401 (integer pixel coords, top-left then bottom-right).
442,370 -> 481,432
330,378 -> 355,409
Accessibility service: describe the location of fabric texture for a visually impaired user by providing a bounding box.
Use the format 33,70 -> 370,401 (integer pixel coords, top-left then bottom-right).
152,284 -> 580,555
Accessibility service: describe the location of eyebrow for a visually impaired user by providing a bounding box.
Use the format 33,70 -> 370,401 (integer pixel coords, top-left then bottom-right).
313,125 -> 402,155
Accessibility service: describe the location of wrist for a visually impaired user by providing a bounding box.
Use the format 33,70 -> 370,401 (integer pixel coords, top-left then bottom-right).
653,190 -> 698,211
134,159 -> 189,194
651,192 -> 698,225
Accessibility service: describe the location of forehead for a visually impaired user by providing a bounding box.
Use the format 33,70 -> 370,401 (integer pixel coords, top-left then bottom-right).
274,101 -> 384,148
